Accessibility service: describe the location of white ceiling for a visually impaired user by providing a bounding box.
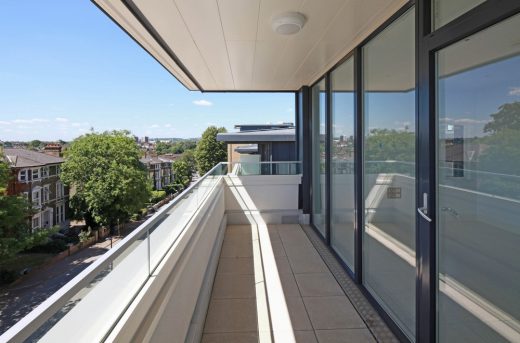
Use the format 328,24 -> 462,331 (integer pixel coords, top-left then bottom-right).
94,0 -> 407,91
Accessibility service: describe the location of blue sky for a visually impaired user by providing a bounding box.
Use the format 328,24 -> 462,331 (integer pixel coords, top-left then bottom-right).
0,1 -> 294,141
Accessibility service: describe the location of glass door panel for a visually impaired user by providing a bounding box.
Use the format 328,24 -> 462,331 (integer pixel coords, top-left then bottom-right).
436,13 -> 520,343
330,56 -> 355,270
312,79 -> 327,237
362,7 -> 416,341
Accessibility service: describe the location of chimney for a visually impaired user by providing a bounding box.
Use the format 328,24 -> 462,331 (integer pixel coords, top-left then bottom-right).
43,143 -> 62,158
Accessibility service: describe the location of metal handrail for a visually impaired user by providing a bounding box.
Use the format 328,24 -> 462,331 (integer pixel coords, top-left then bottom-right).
1,162 -> 228,342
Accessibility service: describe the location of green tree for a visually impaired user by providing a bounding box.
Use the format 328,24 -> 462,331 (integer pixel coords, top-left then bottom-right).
0,162 -> 50,263
61,131 -> 151,229
195,126 -> 227,175
172,159 -> 191,190
483,101 -> 520,134
27,140 -> 43,150
365,129 -> 415,175
477,102 -> 520,199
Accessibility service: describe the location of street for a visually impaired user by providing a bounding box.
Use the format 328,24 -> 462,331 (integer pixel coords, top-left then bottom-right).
0,237 -> 125,335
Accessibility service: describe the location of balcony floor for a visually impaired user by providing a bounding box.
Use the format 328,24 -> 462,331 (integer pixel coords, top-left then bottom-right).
202,224 -> 398,343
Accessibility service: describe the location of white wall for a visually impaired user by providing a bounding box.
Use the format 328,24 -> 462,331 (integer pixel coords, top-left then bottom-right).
225,174 -> 302,224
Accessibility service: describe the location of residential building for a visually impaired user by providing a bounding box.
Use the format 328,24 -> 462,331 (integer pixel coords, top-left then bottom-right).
3,148 -> 69,230
140,155 -> 176,190
217,123 -> 297,165
4,2 -> 520,343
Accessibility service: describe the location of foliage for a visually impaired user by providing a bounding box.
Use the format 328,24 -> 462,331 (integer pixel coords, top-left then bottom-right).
172,159 -> 192,190
27,237 -> 67,254
27,140 -> 43,150
195,126 -> 227,175
364,129 -> 415,175
156,140 -> 197,155
483,101 -> 520,134
0,162 -> 56,263
78,228 -> 93,243
476,102 -> 520,199
150,190 -> 167,204
61,130 -> 152,228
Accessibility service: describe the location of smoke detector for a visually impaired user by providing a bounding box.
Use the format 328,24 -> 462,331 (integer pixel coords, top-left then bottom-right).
272,12 -> 306,35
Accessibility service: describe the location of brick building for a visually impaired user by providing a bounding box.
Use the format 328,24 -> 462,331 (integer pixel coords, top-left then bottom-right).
3,148 -> 69,231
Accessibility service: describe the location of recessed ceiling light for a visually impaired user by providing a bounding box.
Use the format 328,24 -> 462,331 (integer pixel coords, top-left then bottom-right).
272,12 -> 306,35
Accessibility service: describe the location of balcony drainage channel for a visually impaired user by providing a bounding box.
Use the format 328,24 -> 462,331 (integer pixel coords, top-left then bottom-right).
301,224 -> 399,343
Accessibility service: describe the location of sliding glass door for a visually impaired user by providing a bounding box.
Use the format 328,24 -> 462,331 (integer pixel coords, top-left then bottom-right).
330,57 -> 356,270
436,12 -> 520,343
362,7 -> 416,341
311,79 -> 327,238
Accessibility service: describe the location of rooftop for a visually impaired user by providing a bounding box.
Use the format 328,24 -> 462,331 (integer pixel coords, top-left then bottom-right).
3,148 -> 64,168
217,128 -> 295,143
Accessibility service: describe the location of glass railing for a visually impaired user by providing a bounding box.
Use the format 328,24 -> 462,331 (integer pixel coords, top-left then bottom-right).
233,161 -> 302,176
1,162 -> 230,342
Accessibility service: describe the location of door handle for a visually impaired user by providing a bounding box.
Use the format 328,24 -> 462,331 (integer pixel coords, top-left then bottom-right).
417,192 -> 432,222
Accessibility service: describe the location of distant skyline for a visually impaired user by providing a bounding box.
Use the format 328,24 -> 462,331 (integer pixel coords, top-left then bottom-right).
0,1 -> 294,142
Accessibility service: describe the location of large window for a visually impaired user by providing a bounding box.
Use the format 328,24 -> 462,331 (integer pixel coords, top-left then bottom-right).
311,79 -> 327,237
330,56 -> 356,269
436,13 -> 520,343
362,7 -> 416,341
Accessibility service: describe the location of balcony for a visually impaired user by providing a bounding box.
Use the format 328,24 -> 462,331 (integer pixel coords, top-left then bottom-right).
1,162 -> 396,343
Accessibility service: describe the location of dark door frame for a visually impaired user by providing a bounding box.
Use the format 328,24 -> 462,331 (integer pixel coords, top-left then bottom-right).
302,1 -> 520,342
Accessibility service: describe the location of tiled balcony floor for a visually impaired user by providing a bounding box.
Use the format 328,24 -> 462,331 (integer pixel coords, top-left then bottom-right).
202,224 -> 398,343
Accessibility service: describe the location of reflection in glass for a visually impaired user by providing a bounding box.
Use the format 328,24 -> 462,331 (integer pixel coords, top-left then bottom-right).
330,57 -> 355,269
362,8 -> 416,341
437,13 -> 520,343
433,0 -> 485,29
312,79 -> 327,237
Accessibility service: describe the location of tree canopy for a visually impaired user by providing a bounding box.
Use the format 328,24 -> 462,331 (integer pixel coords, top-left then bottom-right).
156,140 -> 197,155
483,101 -> 520,134
195,126 -> 227,175
172,151 -> 197,191
61,131 -> 151,228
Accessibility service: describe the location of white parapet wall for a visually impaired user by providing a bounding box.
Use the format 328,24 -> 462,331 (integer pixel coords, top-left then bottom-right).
224,174 -> 302,225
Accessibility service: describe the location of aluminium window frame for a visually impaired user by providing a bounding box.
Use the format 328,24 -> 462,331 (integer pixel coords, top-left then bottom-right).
303,1 -> 520,342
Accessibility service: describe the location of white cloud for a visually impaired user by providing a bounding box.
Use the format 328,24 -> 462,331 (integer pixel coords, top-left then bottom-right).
12,118 -> 49,124
193,99 -> 213,107
509,87 -> 520,96
441,117 -> 488,125
165,123 -> 172,128
149,124 -> 160,128
55,117 -> 69,122
0,121 -> 11,126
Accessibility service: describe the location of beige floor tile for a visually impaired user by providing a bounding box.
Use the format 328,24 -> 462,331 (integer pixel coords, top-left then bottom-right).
280,272 -> 301,297
211,274 -> 255,299
303,296 -> 365,330
295,273 -> 344,297
201,332 -> 258,343
286,296 -> 313,330
269,239 -> 287,256
287,250 -> 330,274
224,231 -> 253,243
273,254 -> 293,274
220,239 -> 253,258
315,329 -> 376,343
217,257 -> 254,275
295,330 -> 319,343
226,225 -> 254,232
204,298 -> 257,333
